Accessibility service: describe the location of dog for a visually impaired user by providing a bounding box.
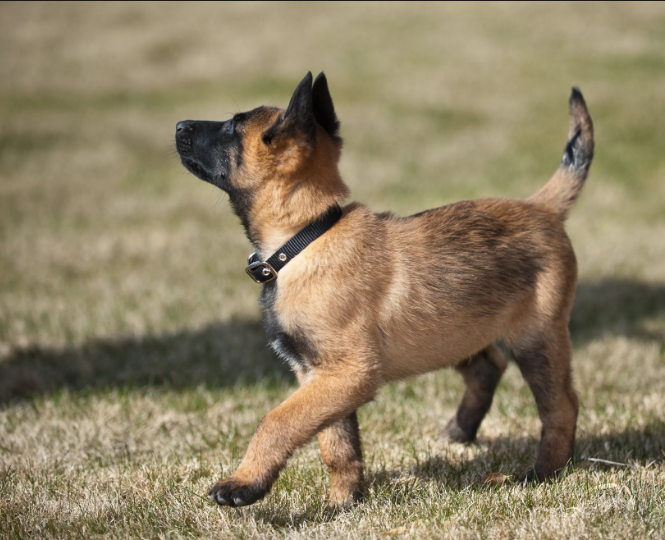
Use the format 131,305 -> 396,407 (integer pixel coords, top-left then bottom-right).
175,72 -> 594,507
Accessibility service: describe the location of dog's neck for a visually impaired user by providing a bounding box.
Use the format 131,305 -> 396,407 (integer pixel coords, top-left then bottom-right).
247,174 -> 348,258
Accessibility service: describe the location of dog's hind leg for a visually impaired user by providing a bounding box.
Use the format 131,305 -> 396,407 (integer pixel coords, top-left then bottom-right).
512,328 -> 579,480
443,343 -> 507,443
317,411 -> 364,504
295,369 -> 363,504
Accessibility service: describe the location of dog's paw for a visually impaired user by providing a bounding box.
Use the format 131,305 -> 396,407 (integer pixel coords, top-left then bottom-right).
521,468 -> 542,484
324,499 -> 354,514
327,486 -> 363,508
521,466 -> 560,484
441,417 -> 476,443
208,477 -> 269,507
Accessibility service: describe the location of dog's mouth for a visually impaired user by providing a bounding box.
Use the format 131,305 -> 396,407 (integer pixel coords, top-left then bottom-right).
181,157 -> 213,183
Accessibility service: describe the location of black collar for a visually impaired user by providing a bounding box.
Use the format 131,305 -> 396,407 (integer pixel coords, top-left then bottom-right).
245,205 -> 343,284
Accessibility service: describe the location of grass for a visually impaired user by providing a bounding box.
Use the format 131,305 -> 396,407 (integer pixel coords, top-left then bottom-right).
1,2 -> 665,538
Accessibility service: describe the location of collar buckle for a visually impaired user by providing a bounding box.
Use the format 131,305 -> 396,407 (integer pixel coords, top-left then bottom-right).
243,204 -> 343,285
247,252 -> 260,265
245,261 -> 278,283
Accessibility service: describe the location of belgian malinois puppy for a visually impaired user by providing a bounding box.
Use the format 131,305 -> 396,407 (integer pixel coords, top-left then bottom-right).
175,72 -> 593,507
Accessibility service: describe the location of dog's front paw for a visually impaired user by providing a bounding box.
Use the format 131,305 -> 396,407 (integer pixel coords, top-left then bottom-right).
208,476 -> 269,507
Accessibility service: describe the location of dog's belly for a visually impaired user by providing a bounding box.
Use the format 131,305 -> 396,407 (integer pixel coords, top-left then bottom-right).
375,271 -> 517,382
377,311 -> 507,381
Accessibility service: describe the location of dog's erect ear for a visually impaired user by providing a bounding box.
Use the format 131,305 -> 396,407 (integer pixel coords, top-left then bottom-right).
282,71 -> 315,141
263,72 -> 316,147
312,72 -> 341,140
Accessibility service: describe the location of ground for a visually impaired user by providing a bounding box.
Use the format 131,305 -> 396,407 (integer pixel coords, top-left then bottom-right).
1,2 -> 664,538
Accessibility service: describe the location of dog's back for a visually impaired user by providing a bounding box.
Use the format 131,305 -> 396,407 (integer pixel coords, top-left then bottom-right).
374,197 -> 575,379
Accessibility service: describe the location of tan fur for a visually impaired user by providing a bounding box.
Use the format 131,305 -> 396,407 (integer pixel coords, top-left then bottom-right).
241,110 -> 348,255
178,75 -> 594,507
529,88 -> 594,219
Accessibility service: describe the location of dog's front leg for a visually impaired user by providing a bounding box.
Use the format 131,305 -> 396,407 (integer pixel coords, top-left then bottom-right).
293,369 -> 364,505
208,370 -> 375,507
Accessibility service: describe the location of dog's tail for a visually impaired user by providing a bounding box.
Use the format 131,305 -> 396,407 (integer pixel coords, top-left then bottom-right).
529,88 -> 594,220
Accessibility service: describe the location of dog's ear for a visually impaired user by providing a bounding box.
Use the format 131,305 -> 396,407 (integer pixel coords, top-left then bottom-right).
262,72 -> 315,147
312,72 -> 341,140
284,71 -> 315,134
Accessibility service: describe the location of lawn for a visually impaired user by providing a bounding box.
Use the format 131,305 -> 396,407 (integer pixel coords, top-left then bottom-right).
1,2 -> 664,538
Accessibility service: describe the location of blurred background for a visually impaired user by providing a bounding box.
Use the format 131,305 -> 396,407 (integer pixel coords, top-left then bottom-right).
2,4 -> 665,537
1,1 -> 664,397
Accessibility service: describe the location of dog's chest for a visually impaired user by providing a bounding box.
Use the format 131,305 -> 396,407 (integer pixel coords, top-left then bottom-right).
260,282 -> 316,371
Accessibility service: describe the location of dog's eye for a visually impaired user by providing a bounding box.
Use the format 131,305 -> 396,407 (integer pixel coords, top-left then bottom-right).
224,121 -> 234,135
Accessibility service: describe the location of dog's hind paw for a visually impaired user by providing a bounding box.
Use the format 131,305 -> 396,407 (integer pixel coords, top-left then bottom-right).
520,465 -> 563,484
441,416 -> 477,443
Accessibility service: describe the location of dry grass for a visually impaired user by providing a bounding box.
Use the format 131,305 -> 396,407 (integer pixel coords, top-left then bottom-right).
1,2 -> 664,538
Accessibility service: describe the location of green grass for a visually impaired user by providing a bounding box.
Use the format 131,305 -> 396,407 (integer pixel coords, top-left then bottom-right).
1,2 -> 665,538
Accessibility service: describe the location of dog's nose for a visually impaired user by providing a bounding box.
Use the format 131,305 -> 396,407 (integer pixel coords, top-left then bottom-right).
176,121 -> 193,134
175,121 -> 194,156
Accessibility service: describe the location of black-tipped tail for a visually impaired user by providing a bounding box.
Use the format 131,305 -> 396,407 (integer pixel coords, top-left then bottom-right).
561,87 -> 594,175
529,87 -> 594,219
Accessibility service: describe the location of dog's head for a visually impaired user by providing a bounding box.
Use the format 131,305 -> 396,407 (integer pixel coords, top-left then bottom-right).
176,72 -> 348,248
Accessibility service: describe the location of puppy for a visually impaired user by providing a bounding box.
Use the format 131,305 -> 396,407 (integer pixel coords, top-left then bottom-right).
175,72 -> 593,507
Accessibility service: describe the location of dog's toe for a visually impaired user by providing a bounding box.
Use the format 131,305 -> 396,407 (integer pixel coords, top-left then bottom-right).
208,477 -> 268,508
208,486 -> 231,506
214,494 -> 230,505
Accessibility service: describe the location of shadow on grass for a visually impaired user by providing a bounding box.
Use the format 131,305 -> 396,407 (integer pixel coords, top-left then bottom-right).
408,421 -> 665,490
358,421 -> 665,500
0,319 -> 291,405
0,278 -> 663,405
572,278 -> 665,345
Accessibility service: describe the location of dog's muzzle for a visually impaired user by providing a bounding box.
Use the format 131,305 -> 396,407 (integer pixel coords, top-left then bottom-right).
175,121 -> 194,156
